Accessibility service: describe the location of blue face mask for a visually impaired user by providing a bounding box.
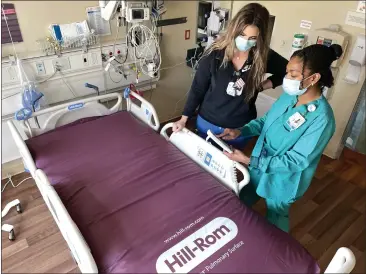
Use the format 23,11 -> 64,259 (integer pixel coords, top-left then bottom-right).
235,36 -> 256,52
282,75 -> 313,96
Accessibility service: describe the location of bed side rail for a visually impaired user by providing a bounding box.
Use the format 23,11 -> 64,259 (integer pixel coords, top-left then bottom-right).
160,123 -> 249,195
34,169 -> 98,273
324,247 -> 356,273
6,119 -> 37,176
126,91 -> 160,131
19,93 -> 123,138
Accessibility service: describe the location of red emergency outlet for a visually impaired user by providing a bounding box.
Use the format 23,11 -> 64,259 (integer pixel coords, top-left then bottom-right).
185,30 -> 190,40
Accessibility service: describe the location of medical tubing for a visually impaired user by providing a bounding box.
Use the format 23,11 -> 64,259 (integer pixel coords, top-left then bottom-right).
31,93 -> 45,128
58,70 -> 77,98
127,23 -> 161,76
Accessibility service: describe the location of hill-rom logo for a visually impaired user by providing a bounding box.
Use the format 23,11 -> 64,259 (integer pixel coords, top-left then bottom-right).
156,217 -> 238,273
68,102 -> 84,111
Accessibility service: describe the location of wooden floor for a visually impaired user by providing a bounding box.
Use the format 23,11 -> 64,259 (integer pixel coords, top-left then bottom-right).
1,146 -> 365,273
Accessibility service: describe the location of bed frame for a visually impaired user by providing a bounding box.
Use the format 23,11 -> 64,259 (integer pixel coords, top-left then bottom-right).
6,92 -> 356,273
161,124 -> 250,195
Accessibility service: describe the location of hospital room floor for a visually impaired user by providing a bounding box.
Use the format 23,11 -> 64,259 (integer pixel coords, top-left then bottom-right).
1,142 -> 365,273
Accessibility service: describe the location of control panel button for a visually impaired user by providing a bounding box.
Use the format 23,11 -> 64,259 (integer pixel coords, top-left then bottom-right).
204,153 -> 212,166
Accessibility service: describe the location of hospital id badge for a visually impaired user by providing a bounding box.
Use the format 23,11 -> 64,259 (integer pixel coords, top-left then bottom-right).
286,112 -> 305,131
226,82 -> 236,96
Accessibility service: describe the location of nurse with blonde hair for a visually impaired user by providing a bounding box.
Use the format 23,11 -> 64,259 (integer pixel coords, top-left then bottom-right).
173,3 -> 288,150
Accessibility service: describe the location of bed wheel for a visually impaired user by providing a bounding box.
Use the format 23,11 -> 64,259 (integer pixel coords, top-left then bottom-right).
9,229 -> 15,241
16,204 -> 23,214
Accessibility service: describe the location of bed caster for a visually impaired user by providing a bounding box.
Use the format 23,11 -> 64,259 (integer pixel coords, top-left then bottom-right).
9,229 -> 15,241
2,199 -> 22,241
2,224 -> 16,241
16,204 -> 23,214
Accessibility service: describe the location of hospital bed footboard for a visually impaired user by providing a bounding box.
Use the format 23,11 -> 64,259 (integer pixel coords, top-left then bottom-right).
160,123 -> 250,195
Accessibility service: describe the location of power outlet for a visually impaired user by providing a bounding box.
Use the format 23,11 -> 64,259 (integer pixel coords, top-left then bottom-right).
6,66 -> 18,81
82,54 -> 89,67
91,53 -> 98,65
36,61 -> 46,76
52,57 -> 71,71
115,46 -> 124,56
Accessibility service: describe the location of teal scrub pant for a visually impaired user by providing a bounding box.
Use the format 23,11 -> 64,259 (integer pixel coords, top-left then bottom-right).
239,183 -> 291,233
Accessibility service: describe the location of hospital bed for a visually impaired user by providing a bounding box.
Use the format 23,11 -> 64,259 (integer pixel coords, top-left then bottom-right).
7,91 -> 356,273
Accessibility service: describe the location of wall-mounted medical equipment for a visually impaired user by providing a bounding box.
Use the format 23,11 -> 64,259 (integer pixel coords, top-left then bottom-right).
126,2 -> 150,23
291,33 -> 306,55
196,0 -> 229,46
344,34 -> 366,85
205,8 -> 229,48
197,1 -> 212,32
203,7 -> 229,48
99,1 -> 150,23
37,28 -> 99,56
99,1 -> 161,83
308,24 -> 351,68
304,24 -> 351,99
99,0 -> 121,21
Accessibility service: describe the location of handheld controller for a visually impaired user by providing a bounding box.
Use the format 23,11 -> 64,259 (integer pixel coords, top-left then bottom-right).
206,130 -> 233,153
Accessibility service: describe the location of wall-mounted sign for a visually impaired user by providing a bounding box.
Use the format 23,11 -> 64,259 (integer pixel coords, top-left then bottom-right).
300,20 -> 312,30
1,3 -> 23,44
345,10 -> 366,29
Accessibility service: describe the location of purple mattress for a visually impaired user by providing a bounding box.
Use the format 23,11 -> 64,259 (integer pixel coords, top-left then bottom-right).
25,111 -> 320,273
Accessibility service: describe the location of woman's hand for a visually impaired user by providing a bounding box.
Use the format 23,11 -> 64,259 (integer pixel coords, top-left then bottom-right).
172,116 -> 188,132
260,79 -> 273,91
224,149 -> 250,165
217,128 -> 241,140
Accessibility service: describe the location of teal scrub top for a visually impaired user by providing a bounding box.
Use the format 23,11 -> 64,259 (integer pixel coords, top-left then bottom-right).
241,92 -> 336,203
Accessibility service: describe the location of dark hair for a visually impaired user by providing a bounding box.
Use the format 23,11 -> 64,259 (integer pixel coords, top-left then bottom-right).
206,3 -> 270,102
292,44 -> 343,90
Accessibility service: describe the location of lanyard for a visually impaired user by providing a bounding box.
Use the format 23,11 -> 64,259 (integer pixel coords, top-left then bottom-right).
231,59 -> 252,81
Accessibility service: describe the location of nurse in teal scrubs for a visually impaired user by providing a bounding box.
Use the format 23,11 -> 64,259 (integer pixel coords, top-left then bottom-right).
218,44 -> 343,232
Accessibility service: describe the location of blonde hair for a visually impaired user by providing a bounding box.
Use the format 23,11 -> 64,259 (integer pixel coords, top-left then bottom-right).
205,3 -> 270,102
